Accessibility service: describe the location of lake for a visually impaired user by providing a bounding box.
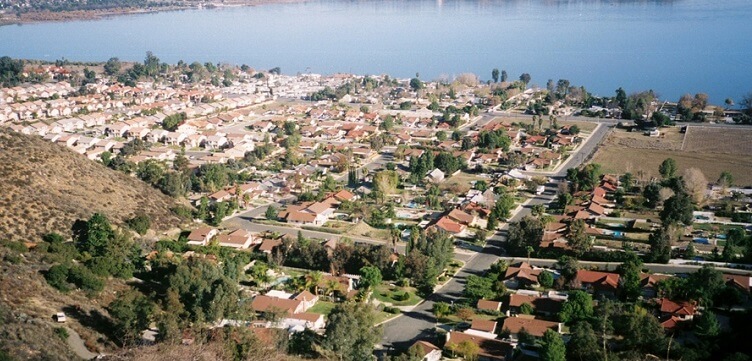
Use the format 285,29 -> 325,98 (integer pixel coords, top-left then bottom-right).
2,0 -> 751,103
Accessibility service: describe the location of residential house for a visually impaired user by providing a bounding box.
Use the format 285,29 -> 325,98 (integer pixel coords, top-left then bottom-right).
659,298 -> 696,322
431,216 -> 467,236
575,270 -> 620,297
506,294 -> 564,317
639,273 -> 672,298
447,208 -> 477,227
426,168 -> 445,183
465,319 -> 498,340
500,316 -> 561,339
445,332 -> 514,361
503,263 -> 542,290
409,340 -> 442,361
477,299 -> 502,313
215,229 -> 258,249
186,227 -> 219,246
258,238 -> 283,254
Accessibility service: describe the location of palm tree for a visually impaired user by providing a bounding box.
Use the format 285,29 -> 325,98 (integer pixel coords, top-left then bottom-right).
325,279 -> 341,300
526,246 -> 534,264
306,271 -> 323,295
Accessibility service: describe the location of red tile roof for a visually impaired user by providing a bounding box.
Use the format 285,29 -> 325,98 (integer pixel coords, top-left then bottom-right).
501,317 -> 559,337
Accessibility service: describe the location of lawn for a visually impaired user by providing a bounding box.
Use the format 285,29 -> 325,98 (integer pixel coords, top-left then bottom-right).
308,301 -> 336,315
692,223 -> 745,234
372,284 -> 422,306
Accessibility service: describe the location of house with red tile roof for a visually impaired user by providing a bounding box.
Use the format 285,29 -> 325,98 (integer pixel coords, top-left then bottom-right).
431,216 -> 467,236
477,299 -> 502,312
659,298 -> 697,321
503,263 -> 542,289
500,316 -> 561,339
465,319 -> 499,339
575,270 -> 620,296
506,294 -> 564,317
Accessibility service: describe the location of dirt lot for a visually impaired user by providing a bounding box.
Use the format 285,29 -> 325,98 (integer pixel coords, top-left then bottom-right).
683,126 -> 752,154
592,127 -> 752,186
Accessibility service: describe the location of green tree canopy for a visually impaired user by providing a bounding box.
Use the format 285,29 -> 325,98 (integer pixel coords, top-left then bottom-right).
540,329 -> 566,361
559,291 -> 593,323
358,266 -> 382,290
321,302 -> 383,361
107,290 -> 155,344
659,158 -> 677,179
567,321 -> 604,361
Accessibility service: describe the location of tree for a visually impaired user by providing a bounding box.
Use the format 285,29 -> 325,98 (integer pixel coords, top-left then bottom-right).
450,340 -> 480,361
432,301 -> 451,320
126,213 -> 151,235
519,302 -> 534,315
556,256 -> 580,284
648,227 -> 672,264
265,205 -> 278,220
321,303 -> 383,361
683,168 -> 708,204
688,264 -> 725,306
540,329 -> 566,361
162,112 -> 186,131
456,307 -> 475,322
166,258 -> 239,323
718,170 -> 734,188
567,219 -> 590,256
506,216 -> 544,255
0,56 -> 25,86
501,70 -> 508,82
618,312 -> 667,356
694,310 -> 720,337
104,57 -> 121,76
519,73 -> 531,86
659,158 -> 677,179
358,266 -> 382,291
559,291 -> 593,323
643,182 -> 662,208
538,271 -> 554,288
464,275 -> 495,301
108,290 -> 154,344
491,68 -> 500,83
567,321 -> 603,361
409,77 -> 424,91
617,252 -> 643,302
660,191 -> 694,226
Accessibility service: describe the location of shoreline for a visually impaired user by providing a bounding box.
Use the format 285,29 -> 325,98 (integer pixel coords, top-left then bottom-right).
0,0 -> 308,26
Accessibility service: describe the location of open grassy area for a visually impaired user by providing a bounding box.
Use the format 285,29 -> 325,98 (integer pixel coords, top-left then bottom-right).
372,284 -> 422,306
592,128 -> 752,186
308,301 -> 336,315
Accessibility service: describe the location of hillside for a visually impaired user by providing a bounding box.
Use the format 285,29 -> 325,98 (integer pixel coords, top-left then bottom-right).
0,128 -> 186,242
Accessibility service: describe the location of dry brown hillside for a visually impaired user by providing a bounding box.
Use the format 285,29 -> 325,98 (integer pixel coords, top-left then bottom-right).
0,129 -> 186,242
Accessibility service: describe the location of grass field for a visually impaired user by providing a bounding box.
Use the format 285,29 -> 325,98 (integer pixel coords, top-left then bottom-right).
592,128 -> 752,186
372,284 -> 422,306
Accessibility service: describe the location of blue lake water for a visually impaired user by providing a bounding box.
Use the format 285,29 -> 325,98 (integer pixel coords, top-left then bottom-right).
2,0 -> 751,102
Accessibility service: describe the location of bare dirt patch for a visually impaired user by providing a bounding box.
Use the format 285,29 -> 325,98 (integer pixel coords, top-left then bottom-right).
682,126 -> 752,155
0,129 -> 187,242
592,127 -> 752,186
